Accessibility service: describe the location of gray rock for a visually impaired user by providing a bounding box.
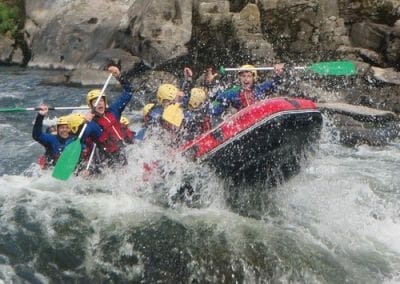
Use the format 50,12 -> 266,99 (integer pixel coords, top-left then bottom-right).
10,47 -> 25,66
86,48 -> 142,74
26,0 -> 130,69
128,0 -> 192,68
350,21 -> 392,52
319,102 -> 399,146
0,34 -> 15,64
69,69 -> 120,87
318,102 -> 397,122
371,67 -> 400,85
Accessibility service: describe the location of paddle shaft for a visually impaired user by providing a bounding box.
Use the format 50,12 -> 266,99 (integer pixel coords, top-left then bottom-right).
77,73 -> 113,140
80,73 -> 113,170
222,67 -> 305,72
0,106 -> 90,112
86,143 -> 97,170
221,61 -> 356,76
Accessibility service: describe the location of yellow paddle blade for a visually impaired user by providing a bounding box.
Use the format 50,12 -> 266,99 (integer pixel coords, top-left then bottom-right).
162,103 -> 184,127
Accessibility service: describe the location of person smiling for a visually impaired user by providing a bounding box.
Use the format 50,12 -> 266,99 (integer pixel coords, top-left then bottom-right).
209,63 -> 284,117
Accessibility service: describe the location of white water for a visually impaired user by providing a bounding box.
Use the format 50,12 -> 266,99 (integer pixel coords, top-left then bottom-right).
1,67 -> 400,282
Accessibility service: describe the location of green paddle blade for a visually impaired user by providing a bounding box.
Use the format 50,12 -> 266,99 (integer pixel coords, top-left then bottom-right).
308,61 -> 356,76
52,139 -> 82,180
219,66 -> 226,76
0,107 -> 28,113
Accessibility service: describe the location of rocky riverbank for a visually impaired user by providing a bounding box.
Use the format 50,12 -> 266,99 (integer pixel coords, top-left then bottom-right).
1,0 -> 399,146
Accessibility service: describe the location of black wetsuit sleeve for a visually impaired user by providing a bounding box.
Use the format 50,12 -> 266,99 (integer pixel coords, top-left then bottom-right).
32,113 -> 44,141
118,72 -> 133,93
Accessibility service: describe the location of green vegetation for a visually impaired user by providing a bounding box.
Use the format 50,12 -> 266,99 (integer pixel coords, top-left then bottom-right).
0,0 -> 23,37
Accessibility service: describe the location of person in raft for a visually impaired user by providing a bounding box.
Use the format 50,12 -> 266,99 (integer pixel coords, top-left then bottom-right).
208,63 -> 285,118
33,108 -> 100,169
85,62 -> 134,168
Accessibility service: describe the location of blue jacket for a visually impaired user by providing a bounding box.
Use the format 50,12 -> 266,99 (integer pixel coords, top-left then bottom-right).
32,114 -> 101,164
104,75 -> 133,122
145,105 -> 164,126
209,77 -> 282,116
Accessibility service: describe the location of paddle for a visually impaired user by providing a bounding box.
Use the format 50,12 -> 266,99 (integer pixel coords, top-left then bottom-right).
52,73 -> 113,180
162,103 -> 184,127
85,143 -> 97,171
219,61 -> 356,76
0,106 -> 90,113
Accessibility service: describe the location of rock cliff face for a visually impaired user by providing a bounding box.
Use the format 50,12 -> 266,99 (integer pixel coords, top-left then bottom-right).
11,0 -> 398,71
1,0 -> 399,145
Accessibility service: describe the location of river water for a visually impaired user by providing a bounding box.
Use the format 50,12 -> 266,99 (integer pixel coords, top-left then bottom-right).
0,66 -> 399,283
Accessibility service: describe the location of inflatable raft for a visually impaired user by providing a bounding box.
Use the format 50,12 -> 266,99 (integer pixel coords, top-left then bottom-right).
180,97 -> 323,182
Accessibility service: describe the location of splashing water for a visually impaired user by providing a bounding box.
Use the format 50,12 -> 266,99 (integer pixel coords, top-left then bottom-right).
0,67 -> 399,283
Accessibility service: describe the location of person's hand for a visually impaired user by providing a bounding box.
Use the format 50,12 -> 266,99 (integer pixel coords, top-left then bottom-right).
205,67 -> 219,84
273,63 -> 285,76
38,104 -> 48,116
108,65 -> 121,78
85,111 -> 95,122
78,168 -> 92,178
183,67 -> 193,79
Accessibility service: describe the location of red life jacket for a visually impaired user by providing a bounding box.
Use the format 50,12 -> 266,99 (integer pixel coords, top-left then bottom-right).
239,89 -> 255,108
95,112 -> 126,153
201,115 -> 212,133
120,124 -> 135,144
38,155 -> 47,169
80,137 -> 94,160
37,153 -> 59,169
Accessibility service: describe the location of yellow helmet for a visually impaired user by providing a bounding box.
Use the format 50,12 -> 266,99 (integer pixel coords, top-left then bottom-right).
68,113 -> 85,134
86,89 -> 106,107
56,116 -> 69,127
156,84 -> 178,104
143,103 -> 155,117
120,116 -> 130,126
239,64 -> 257,80
189,88 -> 207,109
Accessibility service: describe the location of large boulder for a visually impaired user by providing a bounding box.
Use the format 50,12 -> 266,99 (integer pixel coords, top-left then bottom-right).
127,0 -> 193,68
191,1 -> 276,68
232,4 -> 276,63
318,102 -> 399,146
338,0 -> 400,25
0,33 -> 15,64
25,0 -> 131,69
350,21 -> 392,52
258,0 -> 350,60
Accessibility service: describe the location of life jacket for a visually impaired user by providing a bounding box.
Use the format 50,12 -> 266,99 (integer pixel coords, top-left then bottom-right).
37,152 -> 60,170
201,115 -> 212,133
239,89 -> 256,109
120,124 -> 135,144
80,137 -> 94,160
95,112 -> 126,153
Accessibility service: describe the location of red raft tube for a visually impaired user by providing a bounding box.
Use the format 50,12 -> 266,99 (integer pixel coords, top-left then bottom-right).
179,97 -> 323,183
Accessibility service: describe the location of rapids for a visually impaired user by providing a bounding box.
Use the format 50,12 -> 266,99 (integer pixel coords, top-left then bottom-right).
0,67 -> 399,283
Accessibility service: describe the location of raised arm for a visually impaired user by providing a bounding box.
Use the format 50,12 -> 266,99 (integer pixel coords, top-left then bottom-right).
32,104 -> 48,141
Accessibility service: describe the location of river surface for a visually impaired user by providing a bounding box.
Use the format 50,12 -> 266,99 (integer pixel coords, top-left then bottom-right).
0,66 -> 400,283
